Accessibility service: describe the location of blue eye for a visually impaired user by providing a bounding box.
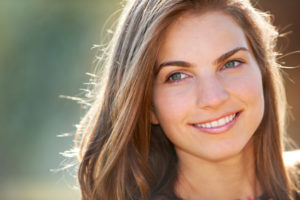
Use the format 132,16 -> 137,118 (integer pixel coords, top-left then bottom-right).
167,72 -> 188,82
222,60 -> 243,69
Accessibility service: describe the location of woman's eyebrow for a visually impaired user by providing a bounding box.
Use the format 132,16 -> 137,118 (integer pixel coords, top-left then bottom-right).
213,46 -> 249,65
157,60 -> 190,71
156,46 -> 249,74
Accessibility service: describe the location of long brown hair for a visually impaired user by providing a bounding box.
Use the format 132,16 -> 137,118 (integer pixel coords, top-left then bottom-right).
75,0 -> 299,199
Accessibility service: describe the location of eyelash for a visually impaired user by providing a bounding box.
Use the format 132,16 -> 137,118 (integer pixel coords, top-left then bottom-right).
165,59 -> 245,83
166,71 -> 188,83
220,59 -> 244,70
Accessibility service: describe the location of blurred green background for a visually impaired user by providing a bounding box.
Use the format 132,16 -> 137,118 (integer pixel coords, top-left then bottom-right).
0,0 -> 299,200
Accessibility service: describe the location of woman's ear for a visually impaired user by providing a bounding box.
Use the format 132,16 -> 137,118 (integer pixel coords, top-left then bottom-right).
150,107 -> 159,124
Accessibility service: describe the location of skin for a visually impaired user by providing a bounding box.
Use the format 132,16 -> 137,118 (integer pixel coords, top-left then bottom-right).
151,11 -> 265,199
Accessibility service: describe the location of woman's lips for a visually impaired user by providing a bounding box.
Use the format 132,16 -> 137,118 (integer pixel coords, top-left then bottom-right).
192,111 -> 241,134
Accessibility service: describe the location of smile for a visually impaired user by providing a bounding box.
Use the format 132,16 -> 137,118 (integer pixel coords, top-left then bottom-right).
194,113 -> 237,128
192,111 -> 241,134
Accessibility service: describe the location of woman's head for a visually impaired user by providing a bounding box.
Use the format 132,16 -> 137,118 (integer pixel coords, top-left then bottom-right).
151,10 -> 265,163
77,0 -> 294,199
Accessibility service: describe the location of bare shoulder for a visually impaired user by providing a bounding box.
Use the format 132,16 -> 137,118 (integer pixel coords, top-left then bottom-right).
283,149 -> 300,168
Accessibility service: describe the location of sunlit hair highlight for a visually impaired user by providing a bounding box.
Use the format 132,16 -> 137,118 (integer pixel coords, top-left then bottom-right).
75,0 -> 299,199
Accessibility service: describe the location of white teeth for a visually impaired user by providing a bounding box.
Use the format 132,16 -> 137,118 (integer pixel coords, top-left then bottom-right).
219,118 -> 226,126
195,113 -> 237,128
211,121 -> 218,127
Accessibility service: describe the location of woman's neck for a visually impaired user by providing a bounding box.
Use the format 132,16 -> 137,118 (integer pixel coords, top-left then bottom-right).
175,146 -> 261,200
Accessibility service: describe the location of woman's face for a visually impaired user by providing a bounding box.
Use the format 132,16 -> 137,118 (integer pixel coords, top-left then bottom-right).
151,11 -> 264,162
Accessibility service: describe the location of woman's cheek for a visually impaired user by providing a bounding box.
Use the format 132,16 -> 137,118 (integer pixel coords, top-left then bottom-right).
224,68 -> 264,109
153,84 -> 193,121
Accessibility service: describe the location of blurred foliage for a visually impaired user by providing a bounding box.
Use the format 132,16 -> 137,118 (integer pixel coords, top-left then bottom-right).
0,0 -> 299,200
0,0 -> 119,199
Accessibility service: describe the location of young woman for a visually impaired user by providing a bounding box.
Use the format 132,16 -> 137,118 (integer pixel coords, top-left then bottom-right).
75,0 -> 300,199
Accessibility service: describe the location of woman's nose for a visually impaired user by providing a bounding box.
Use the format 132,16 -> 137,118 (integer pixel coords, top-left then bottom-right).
196,76 -> 229,109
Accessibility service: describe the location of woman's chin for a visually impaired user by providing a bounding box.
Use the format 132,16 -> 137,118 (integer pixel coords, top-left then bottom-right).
180,142 -> 253,164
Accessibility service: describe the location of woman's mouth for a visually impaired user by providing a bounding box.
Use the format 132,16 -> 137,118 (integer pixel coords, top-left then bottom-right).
192,111 -> 241,134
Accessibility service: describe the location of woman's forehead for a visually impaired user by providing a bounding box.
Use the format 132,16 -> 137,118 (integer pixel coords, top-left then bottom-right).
157,11 -> 249,65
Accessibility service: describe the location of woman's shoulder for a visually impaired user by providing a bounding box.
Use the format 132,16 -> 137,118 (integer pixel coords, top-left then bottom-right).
284,150 -> 300,199
283,149 -> 300,168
